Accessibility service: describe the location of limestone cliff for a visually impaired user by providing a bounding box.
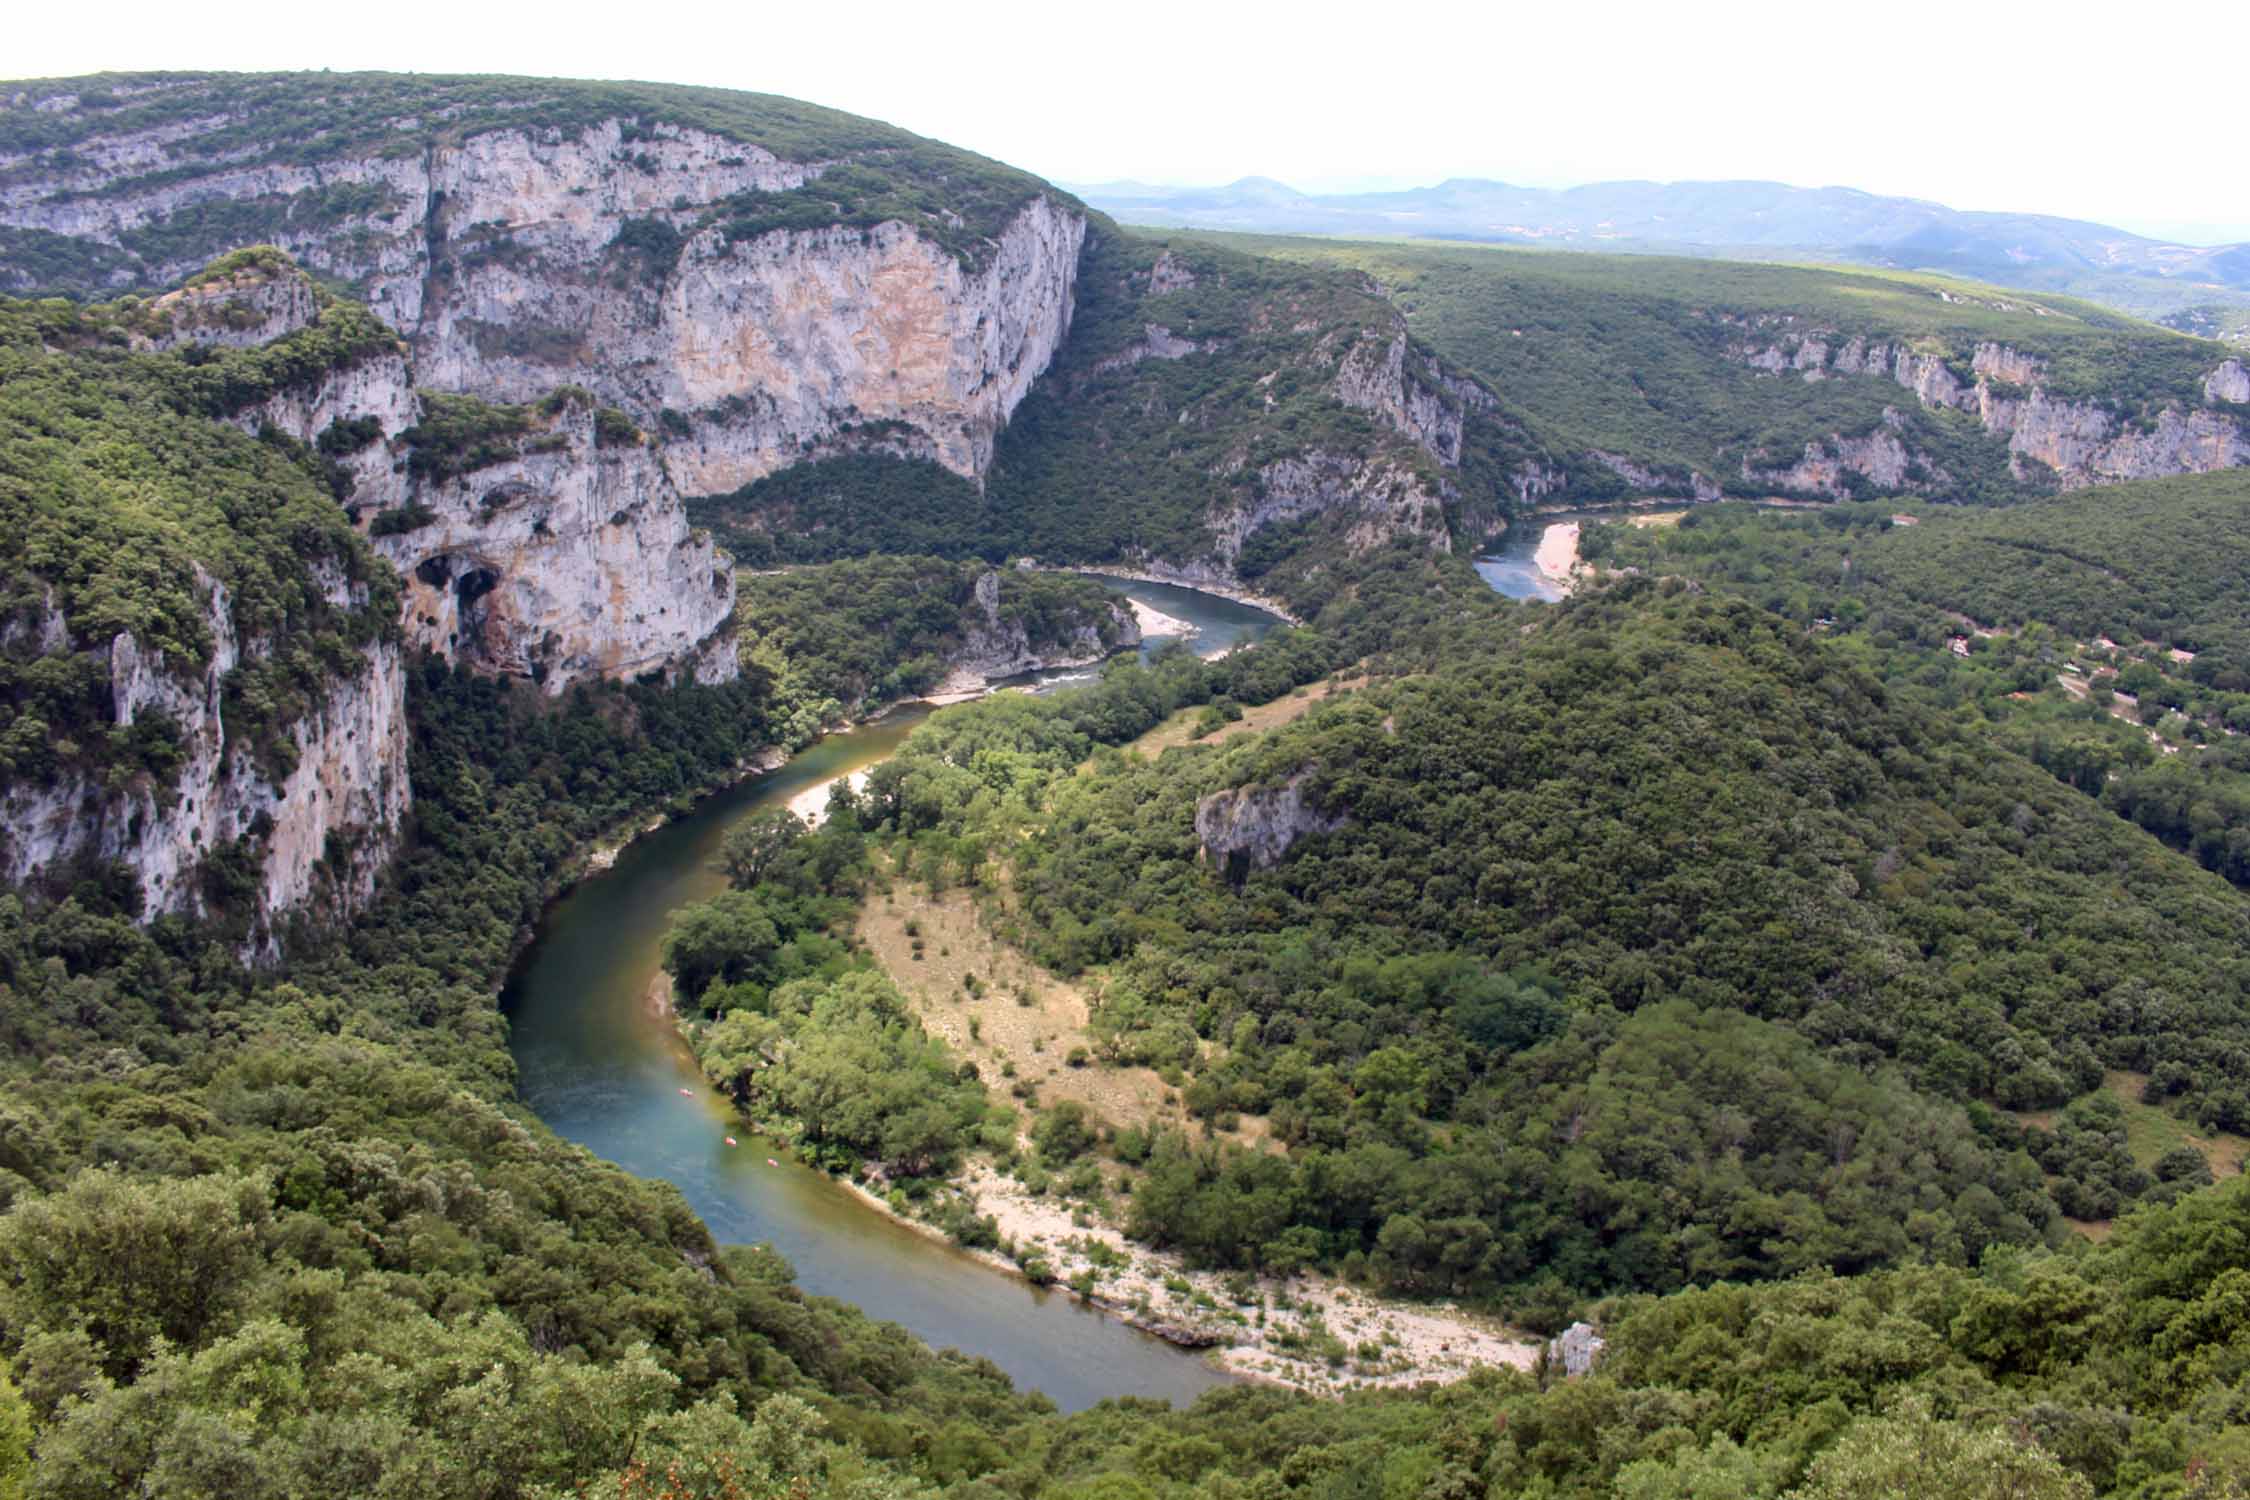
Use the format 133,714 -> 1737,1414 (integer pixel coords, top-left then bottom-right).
0,244 -> 749,938
1739,409 -> 1948,499
1591,451 -> 1723,503
0,95 -> 1087,497
380,401 -> 738,689
214,260 -> 738,695
1729,326 -> 2250,489
655,203 -> 1083,493
0,569 -> 408,932
1196,771 -> 1348,875
1223,450 -> 1455,566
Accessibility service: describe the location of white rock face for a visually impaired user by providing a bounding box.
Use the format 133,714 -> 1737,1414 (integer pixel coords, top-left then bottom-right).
381,404 -> 737,689
1198,449 -> 1453,575
232,346 -> 421,505
1592,450 -> 1723,502
1196,771 -> 1348,872
2207,360 -> 2250,405
1,118 -> 1088,499
0,570 -> 408,930
1729,327 -> 2250,488
1742,411 -> 1944,497
0,252 -> 747,937
1547,1322 -> 1606,1377
1333,331 -> 1497,468
652,200 -> 1085,493
205,264 -> 736,696
133,261 -> 320,351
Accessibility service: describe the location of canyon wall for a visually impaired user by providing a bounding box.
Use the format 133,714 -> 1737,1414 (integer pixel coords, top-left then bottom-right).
1730,328 -> 2250,489
0,570 -> 409,932
0,115 -> 1087,496
212,259 -> 740,695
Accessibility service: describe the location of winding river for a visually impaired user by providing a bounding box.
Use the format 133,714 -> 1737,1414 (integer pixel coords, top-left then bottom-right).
505,579 -> 1279,1413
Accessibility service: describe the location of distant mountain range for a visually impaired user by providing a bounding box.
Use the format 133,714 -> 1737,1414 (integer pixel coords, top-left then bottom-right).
1069,176 -> 2250,338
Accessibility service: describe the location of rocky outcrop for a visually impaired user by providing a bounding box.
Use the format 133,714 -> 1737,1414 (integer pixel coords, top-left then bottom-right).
206,261 -> 737,695
1591,450 -> 1723,503
131,256 -> 319,351
0,570 -> 408,930
1741,410 -> 1946,498
1,114 -> 1088,497
380,405 -> 737,689
1546,1322 -> 1606,1378
1200,450 -> 1453,572
1978,390 -> 2250,485
1196,771 -> 1348,873
1092,322 -> 1217,376
1729,324 -> 2250,489
945,569 -> 1137,684
1334,331 -> 1499,468
1145,250 -> 1199,296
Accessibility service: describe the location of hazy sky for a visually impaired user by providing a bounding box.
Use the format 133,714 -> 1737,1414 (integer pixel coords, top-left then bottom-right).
14,0 -> 2250,242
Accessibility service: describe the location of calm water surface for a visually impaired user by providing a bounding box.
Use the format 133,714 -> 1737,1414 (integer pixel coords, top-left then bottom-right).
1473,511 -> 1618,601
505,581 -> 1276,1412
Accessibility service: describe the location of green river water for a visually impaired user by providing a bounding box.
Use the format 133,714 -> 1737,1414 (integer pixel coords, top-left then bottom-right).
504,580 -> 1277,1412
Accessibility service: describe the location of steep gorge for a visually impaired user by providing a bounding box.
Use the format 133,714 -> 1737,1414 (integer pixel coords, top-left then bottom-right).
0,74 -> 1567,933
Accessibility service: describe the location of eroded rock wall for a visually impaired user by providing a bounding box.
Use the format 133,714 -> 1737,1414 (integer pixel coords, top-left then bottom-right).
0,571 -> 408,930
653,200 -> 1084,493
1,117 -> 1087,497
383,406 -> 738,689
1196,771 -> 1348,873
1729,326 -> 2250,489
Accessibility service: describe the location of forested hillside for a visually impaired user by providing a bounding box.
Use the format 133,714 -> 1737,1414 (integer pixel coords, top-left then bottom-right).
1588,472 -> 2250,902
836,584 -> 2248,1287
6,65 -> 2250,1500
1196,233 -> 2250,501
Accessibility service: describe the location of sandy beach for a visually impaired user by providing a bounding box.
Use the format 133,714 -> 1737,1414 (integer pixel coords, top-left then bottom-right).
785,767 -> 872,826
1128,597 -> 1199,639
1533,521 -> 1581,592
924,1162 -> 1539,1393
1041,564 -> 1304,626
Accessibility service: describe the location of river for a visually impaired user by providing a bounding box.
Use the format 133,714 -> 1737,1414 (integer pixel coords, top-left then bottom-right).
1474,509 -> 1626,601
504,579 -> 1279,1413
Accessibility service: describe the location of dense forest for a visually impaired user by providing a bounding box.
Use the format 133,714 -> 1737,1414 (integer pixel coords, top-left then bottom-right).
8,66 -> 2250,1500
818,585 -> 2247,1292
0,284 -> 401,798
1584,477 -> 2250,899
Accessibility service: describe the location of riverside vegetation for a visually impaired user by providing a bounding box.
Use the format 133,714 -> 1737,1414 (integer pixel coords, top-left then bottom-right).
643,548 -> 2250,1497
8,70 -> 2250,1500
